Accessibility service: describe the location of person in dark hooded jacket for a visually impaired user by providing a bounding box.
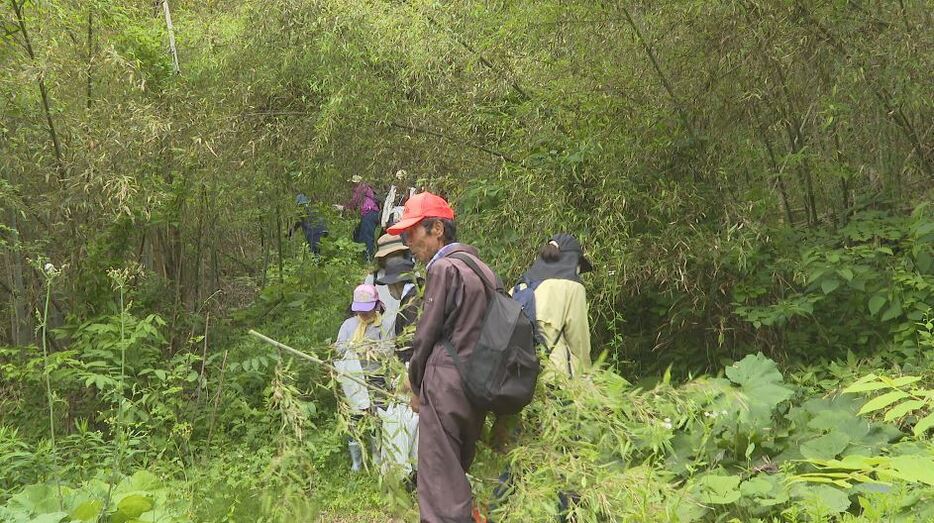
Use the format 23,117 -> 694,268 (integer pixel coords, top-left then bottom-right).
515,233 -> 594,377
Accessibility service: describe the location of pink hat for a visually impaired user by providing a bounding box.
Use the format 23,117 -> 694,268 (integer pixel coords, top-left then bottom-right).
351,284 -> 380,312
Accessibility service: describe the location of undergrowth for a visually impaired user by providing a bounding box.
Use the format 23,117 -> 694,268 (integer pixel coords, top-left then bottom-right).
1,211 -> 933,522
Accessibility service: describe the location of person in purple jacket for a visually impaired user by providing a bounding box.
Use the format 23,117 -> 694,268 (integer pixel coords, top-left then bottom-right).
341,175 -> 381,261
388,192 -> 495,522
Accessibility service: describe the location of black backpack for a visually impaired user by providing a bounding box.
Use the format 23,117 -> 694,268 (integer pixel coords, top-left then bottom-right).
511,276 -> 546,345
442,253 -> 540,415
511,277 -> 574,376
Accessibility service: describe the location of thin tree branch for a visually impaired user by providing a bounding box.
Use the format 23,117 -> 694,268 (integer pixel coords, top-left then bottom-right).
792,0 -> 932,179
618,4 -> 697,141
400,0 -> 530,101
388,121 -> 524,167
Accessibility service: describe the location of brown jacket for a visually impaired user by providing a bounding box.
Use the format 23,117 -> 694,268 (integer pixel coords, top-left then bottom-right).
408,244 -> 495,396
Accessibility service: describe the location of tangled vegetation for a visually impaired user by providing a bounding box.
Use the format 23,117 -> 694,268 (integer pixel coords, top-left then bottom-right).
2,0 -> 932,521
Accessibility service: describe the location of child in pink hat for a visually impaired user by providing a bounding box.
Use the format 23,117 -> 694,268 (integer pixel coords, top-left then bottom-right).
334,284 -> 391,471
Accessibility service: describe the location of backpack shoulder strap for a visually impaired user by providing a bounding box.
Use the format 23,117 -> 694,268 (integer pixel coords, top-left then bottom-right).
449,252 -> 503,292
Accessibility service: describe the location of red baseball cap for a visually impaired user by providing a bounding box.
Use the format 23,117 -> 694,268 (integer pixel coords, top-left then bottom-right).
386,192 -> 455,235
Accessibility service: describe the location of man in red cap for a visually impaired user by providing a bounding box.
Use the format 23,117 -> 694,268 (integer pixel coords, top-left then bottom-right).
388,192 -> 495,522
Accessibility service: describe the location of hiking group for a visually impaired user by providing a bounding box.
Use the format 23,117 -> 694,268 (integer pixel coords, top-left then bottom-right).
321,174 -> 593,522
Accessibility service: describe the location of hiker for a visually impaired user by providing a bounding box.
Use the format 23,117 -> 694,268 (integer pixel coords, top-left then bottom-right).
340,175 -> 381,261
374,255 -> 422,482
365,233 -> 412,335
381,170 -> 418,229
386,192 -> 495,522
514,233 -> 593,377
334,284 -> 392,472
376,255 -> 422,362
288,193 -> 328,255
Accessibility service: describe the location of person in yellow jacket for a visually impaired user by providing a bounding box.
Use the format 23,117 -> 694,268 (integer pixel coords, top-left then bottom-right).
516,233 -> 594,377
489,233 -> 593,454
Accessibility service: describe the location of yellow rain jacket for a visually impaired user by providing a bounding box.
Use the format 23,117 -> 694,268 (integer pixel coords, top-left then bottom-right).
516,278 -> 592,376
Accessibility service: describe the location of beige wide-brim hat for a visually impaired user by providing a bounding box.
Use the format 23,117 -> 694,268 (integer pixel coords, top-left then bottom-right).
374,233 -> 409,259
349,174 -> 363,183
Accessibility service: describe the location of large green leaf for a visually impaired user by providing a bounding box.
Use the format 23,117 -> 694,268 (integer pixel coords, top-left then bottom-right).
694,474 -> 741,505
27,513 -> 69,523
7,484 -> 68,515
70,500 -> 102,522
740,474 -> 790,508
724,353 -> 794,427
889,455 -> 934,486
868,295 -> 887,316
115,495 -> 153,519
800,431 -> 850,460
792,484 -> 851,514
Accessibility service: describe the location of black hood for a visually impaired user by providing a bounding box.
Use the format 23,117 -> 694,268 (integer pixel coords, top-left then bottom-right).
522,233 -> 593,283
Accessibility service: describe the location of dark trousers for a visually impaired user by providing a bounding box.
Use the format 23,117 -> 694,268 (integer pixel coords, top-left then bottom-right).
304,231 -> 325,254
356,210 -> 379,261
417,359 -> 486,522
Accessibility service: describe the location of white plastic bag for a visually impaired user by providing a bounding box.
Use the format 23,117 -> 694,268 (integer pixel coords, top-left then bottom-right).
334,357 -> 370,411
378,402 -> 419,475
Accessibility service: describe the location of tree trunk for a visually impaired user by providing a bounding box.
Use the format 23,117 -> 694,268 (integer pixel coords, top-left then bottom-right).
86,8 -> 94,111
162,0 -> 181,75
10,0 -> 66,181
6,213 -> 32,345
275,203 -> 284,285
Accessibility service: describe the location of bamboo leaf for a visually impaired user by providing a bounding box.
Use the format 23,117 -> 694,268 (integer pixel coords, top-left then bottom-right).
884,376 -> 922,388
858,390 -> 909,416
913,411 -> 934,437
883,400 -> 924,422
842,381 -> 888,394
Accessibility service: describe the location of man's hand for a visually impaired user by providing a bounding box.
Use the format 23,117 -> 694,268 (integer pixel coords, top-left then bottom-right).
410,392 -> 420,413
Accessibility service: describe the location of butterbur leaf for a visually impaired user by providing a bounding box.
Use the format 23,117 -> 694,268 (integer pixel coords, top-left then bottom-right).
858,390 -> 909,416
694,474 -> 742,504
739,476 -> 773,497
724,353 -> 793,427
28,513 -> 69,523
8,484 -> 65,514
116,495 -> 153,518
740,474 -> 790,507
71,500 -> 103,521
889,455 -> 934,486
800,431 -> 850,460
792,484 -> 851,514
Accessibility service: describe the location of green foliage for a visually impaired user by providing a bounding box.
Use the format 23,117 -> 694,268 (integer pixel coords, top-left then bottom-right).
2,0 -> 933,520
732,208 -> 934,364
0,470 -> 184,523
